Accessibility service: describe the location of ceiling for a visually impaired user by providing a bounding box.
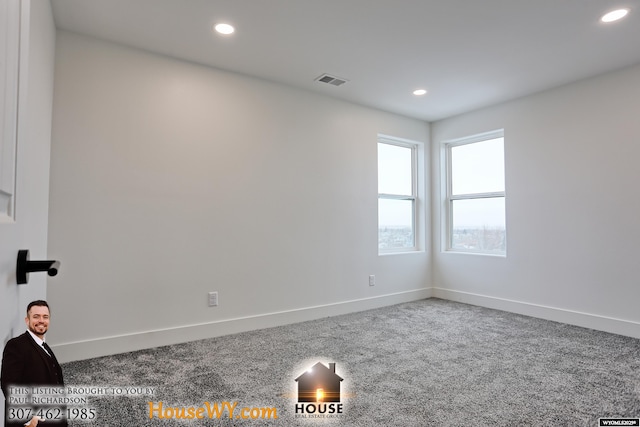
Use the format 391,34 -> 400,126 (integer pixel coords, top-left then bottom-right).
50,0 -> 640,121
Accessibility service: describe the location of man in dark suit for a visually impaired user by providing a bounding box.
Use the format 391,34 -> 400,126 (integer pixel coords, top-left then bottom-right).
1,300 -> 67,427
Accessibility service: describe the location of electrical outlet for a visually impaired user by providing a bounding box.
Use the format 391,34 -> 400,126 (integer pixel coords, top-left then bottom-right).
208,291 -> 218,307
369,275 -> 375,286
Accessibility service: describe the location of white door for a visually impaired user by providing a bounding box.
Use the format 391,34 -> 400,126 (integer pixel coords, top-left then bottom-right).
0,0 -> 56,365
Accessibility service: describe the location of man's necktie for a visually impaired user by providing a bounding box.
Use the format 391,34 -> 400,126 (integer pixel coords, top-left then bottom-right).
42,341 -> 53,358
41,341 -> 63,385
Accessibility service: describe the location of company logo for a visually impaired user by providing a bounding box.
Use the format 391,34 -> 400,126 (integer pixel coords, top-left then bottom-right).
294,362 -> 345,418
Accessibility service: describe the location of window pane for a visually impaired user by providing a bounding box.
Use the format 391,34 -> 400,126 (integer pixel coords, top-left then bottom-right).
451,137 -> 504,195
378,143 -> 412,195
378,198 -> 414,250
451,197 -> 506,254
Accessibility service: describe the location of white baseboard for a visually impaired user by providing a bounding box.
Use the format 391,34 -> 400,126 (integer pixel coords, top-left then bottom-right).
55,286 -> 637,363
55,288 -> 432,363
432,287 -> 640,339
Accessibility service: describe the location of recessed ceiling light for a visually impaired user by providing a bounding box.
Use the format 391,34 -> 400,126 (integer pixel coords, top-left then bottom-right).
413,89 -> 427,96
601,9 -> 629,23
214,23 -> 235,35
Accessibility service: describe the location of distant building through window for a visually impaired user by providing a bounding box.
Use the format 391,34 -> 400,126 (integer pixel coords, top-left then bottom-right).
446,130 -> 506,255
378,137 -> 418,253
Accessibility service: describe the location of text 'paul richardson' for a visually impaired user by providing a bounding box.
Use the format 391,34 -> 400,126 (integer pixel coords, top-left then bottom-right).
8,386 -> 155,405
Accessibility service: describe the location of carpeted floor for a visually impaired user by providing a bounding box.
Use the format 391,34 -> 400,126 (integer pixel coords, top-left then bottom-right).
61,298 -> 640,426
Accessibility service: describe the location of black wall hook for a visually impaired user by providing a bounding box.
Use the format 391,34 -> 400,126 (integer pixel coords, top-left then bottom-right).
16,250 -> 61,285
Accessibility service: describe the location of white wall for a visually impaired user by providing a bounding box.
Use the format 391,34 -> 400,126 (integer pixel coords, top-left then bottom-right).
431,63 -> 640,338
48,31 -> 430,362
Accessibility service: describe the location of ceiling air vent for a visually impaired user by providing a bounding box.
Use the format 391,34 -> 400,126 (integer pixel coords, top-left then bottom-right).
315,73 -> 349,87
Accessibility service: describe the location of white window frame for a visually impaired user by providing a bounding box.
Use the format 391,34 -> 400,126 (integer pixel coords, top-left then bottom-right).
444,129 -> 506,256
378,136 -> 419,254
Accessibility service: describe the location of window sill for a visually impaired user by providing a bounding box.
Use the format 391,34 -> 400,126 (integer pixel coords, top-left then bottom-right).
443,249 -> 506,258
379,250 -> 425,256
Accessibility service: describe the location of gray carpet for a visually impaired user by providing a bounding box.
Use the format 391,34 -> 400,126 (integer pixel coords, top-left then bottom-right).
61,299 -> 640,426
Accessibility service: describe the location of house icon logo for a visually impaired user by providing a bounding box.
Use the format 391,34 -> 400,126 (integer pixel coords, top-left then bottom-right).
295,362 -> 343,402
294,362 -> 345,417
